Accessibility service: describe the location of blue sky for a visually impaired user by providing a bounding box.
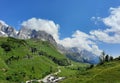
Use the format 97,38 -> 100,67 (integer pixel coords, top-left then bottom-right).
0,0 -> 120,57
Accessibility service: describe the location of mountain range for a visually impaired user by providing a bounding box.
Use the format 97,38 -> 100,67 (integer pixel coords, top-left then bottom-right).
1,20 -> 120,83
0,20 -> 100,64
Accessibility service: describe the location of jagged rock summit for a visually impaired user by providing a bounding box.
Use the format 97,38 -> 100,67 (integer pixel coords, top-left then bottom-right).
18,27 -> 57,45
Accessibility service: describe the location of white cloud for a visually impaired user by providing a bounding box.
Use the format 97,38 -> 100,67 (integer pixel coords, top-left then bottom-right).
90,30 -> 120,43
21,18 -> 60,42
59,30 -> 102,55
59,6 -> 120,55
103,7 -> 120,32
91,6 -> 120,44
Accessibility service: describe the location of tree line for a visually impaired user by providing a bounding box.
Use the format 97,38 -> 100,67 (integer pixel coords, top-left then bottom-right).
99,51 -> 113,65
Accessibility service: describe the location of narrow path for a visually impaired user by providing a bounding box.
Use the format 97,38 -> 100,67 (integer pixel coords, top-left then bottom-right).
26,67 -> 64,83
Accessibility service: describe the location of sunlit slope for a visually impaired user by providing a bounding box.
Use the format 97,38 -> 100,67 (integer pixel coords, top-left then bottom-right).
0,37 -> 70,83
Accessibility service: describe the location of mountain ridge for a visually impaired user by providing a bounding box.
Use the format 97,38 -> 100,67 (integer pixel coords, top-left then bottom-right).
0,20 -> 100,64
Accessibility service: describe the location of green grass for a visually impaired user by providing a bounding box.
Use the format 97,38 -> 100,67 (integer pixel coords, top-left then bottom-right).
0,37 -> 71,82
85,60 -> 120,83
1,37 -> 119,83
60,60 -> 120,83
58,61 -> 89,77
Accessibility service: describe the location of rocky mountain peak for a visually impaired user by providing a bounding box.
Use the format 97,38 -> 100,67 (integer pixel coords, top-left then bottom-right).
18,27 -> 57,46
0,20 -> 17,37
0,20 -> 57,46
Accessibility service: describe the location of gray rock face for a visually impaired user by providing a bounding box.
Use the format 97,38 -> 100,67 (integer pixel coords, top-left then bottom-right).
31,30 -> 57,45
17,27 -> 32,39
65,48 -> 100,64
18,27 -> 57,46
0,21 -> 17,37
56,44 -> 100,64
29,30 -> 57,46
0,22 -> 8,37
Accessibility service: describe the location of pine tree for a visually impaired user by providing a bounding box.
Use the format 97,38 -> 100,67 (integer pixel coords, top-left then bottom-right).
105,54 -> 109,62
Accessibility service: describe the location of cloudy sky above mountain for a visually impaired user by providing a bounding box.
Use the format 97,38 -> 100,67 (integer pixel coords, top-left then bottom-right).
0,0 -> 120,56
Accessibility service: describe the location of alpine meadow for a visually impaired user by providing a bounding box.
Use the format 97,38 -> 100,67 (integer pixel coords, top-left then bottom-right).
0,0 -> 120,83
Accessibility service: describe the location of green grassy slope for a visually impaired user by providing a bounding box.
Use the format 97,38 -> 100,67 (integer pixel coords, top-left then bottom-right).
60,60 -> 120,83
86,60 -> 120,83
2,37 -> 118,83
0,37 -> 71,83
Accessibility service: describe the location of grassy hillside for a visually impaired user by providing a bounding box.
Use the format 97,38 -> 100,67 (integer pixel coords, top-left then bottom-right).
0,37 -> 72,83
60,60 -> 120,83
2,37 -> 119,83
